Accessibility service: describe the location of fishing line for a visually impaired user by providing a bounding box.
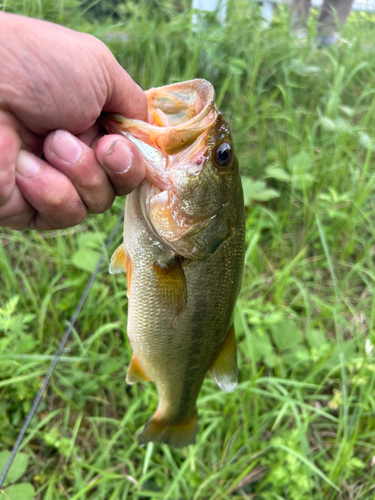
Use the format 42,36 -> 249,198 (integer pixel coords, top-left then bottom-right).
0,211 -> 124,489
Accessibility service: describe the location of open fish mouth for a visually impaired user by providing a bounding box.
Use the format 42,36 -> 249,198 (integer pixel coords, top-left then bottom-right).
100,79 -> 219,191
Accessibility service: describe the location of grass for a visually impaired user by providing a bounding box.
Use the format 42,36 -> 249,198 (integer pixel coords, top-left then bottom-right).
2,0 -> 375,498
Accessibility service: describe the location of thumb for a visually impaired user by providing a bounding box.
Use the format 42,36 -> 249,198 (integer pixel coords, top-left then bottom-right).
104,60 -> 148,122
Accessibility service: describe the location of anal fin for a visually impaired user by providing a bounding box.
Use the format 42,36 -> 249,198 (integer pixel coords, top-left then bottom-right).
126,354 -> 150,384
138,410 -> 197,448
209,324 -> 238,393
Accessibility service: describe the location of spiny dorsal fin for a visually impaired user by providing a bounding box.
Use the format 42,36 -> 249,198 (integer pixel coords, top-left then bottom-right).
109,244 -> 127,274
126,354 -> 150,384
154,258 -> 187,321
138,410 -> 198,448
209,324 -> 238,393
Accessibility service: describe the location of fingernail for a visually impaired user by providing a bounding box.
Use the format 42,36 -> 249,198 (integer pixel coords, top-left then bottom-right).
51,130 -> 83,164
104,140 -> 133,174
16,150 -> 41,178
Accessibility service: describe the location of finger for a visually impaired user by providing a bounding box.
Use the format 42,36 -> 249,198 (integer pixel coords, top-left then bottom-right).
15,150 -> 87,230
43,129 -> 115,214
18,123 -> 45,155
0,123 -> 20,206
0,109 -> 44,156
95,134 -> 146,196
76,122 -> 101,147
0,183 -> 35,231
103,57 -> 148,122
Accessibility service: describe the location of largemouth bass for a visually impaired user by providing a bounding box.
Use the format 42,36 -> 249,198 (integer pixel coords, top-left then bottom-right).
102,79 -> 245,448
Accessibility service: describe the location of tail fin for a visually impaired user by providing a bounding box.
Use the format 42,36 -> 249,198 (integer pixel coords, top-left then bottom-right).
138,410 -> 198,448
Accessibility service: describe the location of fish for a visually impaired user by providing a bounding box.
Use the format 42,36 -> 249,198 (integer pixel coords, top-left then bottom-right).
101,79 -> 245,448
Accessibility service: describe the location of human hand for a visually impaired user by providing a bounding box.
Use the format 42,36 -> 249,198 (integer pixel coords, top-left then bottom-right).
0,13 -> 147,231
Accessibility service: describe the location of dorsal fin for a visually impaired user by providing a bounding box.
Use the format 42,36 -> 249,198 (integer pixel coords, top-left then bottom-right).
209,324 -> 238,393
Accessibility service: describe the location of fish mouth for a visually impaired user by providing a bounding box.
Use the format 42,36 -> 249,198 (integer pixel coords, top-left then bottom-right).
100,79 -> 218,191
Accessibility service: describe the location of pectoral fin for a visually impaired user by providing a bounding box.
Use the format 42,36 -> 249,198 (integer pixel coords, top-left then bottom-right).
209,325 -> 238,393
154,258 -> 187,320
109,244 -> 132,296
109,244 -> 127,274
126,354 -> 150,384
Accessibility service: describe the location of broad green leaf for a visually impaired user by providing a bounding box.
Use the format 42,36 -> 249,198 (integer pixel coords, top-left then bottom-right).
320,117 -> 336,131
306,329 -> 328,350
339,105 -> 354,116
1,483 -> 35,500
265,166 -> 291,182
335,117 -> 351,132
283,346 -> 311,365
251,334 -> 273,362
287,151 -> 312,173
330,340 -> 357,365
264,352 -> 276,367
292,173 -> 314,191
76,232 -> 105,250
359,132 -> 374,150
72,249 -> 101,273
0,297 -> 19,317
233,309 -> 245,337
0,452 -> 29,486
242,178 -> 279,206
270,320 -> 303,351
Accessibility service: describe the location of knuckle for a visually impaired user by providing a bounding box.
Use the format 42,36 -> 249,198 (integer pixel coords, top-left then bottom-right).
90,193 -> 115,214
0,212 -> 32,231
0,180 -> 14,206
0,125 -> 20,205
83,168 -> 103,191
70,202 -> 87,227
44,184 -> 72,211
43,182 -> 86,219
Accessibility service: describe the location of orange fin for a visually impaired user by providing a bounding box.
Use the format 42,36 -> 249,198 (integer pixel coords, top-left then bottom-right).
138,410 -> 198,448
209,324 -> 238,393
109,244 -> 127,274
154,258 -> 187,318
109,244 -> 132,295
126,354 -> 150,384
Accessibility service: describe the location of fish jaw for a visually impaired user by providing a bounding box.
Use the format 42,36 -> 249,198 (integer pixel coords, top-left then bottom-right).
100,78 -> 218,160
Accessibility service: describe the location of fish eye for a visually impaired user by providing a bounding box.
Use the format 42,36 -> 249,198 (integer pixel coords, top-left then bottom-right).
213,143 -> 232,169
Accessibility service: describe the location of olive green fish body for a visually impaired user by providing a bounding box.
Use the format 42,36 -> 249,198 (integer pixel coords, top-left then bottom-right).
104,79 -> 245,448
125,182 -> 244,431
